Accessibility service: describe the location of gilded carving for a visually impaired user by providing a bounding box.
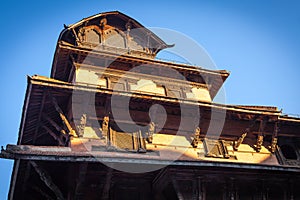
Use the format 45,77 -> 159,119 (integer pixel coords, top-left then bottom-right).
146,122 -> 155,143
191,127 -> 201,148
77,114 -> 87,137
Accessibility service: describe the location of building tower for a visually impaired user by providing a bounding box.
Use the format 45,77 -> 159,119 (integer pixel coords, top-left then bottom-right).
1,11 -> 300,200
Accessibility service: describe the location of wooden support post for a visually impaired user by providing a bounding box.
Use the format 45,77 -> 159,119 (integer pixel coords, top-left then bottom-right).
50,93 -> 77,137
101,168 -> 113,200
197,177 -> 204,200
41,125 -> 64,146
74,163 -> 88,198
171,178 -> 184,200
256,119 -> 267,152
271,121 -> 279,153
30,161 -> 65,200
228,178 -> 236,200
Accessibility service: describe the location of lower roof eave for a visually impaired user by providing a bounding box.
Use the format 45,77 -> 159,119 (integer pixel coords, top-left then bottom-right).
1,145 -> 300,173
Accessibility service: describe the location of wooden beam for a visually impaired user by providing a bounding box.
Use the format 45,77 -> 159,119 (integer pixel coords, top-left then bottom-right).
30,161 -> 65,200
41,125 -> 64,146
49,93 -> 77,137
42,113 -> 66,135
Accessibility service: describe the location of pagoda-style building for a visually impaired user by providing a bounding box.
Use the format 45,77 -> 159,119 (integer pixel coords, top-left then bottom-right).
1,11 -> 300,200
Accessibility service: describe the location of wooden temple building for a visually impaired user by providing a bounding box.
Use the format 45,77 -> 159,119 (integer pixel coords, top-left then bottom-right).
1,11 -> 300,200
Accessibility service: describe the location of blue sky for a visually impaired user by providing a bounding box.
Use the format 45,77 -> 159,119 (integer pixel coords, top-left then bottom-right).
0,0 -> 300,198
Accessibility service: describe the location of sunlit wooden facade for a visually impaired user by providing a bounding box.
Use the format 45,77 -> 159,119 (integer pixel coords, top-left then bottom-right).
1,11 -> 300,200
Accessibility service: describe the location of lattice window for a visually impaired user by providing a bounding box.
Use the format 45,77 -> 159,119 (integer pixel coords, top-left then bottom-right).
108,128 -> 146,153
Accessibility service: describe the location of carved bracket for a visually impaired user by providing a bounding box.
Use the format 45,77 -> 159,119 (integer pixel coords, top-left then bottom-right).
102,116 -> 109,141
146,122 -> 155,143
76,114 -> 87,137
270,121 -> 279,153
233,118 -> 257,151
49,93 -> 77,137
191,127 -> 201,148
255,118 -> 267,152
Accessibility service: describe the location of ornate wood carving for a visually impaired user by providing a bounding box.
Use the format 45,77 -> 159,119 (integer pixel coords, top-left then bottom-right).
146,122 -> 155,143
191,127 -> 201,148
233,119 -> 257,151
102,116 -> 109,140
256,119 -> 267,152
76,114 -> 87,137
233,132 -> 247,151
271,122 -> 279,153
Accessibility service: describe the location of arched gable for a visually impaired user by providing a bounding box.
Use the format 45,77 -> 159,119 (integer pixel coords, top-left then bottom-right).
59,11 -> 172,58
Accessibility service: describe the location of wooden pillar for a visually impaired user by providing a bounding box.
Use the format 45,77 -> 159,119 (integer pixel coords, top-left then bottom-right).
196,177 -> 205,200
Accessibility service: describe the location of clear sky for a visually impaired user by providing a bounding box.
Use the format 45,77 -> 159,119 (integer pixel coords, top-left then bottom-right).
0,0 -> 300,198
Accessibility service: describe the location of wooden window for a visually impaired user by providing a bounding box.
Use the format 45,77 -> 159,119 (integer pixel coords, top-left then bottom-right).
108,128 -> 146,153
277,144 -> 300,166
281,145 -> 297,160
203,138 -> 229,159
